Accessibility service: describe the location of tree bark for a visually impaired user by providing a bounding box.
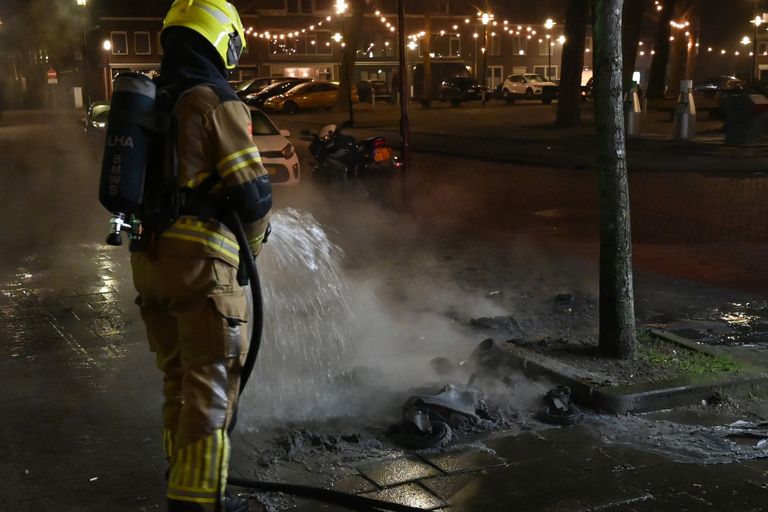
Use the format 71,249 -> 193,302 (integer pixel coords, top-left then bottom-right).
593,0 -> 637,359
555,0 -> 589,128
621,0 -> 644,91
667,28 -> 687,97
334,0 -> 367,115
422,9 -> 433,100
646,0 -> 676,99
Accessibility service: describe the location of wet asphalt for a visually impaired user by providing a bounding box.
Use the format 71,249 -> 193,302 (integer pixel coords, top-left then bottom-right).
4,109 -> 768,511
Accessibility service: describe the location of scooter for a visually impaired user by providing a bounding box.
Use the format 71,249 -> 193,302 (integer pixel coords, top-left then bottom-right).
301,121 -> 400,182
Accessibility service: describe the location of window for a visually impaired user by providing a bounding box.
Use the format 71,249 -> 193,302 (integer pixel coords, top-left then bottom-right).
259,0 -> 288,11
534,65 -> 558,79
759,41 -> 768,54
449,34 -> 461,56
286,0 -> 313,13
370,0 -> 396,13
539,39 -> 553,56
434,0 -> 449,14
361,35 -> 394,58
313,0 -> 333,13
585,36 -> 593,53
489,33 -> 500,55
111,32 -> 128,55
428,33 -> 460,58
512,37 -> 527,56
134,32 -> 151,55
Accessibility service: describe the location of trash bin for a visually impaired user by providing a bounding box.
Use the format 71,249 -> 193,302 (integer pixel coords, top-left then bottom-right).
624,84 -> 642,136
722,93 -> 768,146
673,80 -> 696,140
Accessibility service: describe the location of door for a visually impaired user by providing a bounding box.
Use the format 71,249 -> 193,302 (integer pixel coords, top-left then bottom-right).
487,66 -> 503,90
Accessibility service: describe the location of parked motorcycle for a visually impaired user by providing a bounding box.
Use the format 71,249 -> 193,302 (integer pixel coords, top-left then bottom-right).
301,121 -> 400,182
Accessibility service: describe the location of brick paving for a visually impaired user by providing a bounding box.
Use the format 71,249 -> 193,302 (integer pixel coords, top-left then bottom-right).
3,109 -> 768,511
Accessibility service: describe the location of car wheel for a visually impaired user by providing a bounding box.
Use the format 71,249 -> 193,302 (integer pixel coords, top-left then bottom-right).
525,88 -> 534,100
542,98 -> 552,105
283,101 -> 298,114
502,88 -> 515,104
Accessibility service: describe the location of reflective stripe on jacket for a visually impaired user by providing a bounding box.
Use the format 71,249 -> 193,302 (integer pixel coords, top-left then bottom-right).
158,85 -> 271,264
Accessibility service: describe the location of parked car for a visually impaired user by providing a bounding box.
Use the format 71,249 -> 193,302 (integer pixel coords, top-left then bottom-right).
500,73 -> 559,104
694,76 -> 744,93
250,108 -> 299,185
439,76 -> 486,105
412,62 -> 471,100
243,78 -> 312,108
357,79 -> 393,103
235,76 -> 291,99
82,101 -> 110,130
262,81 -> 359,114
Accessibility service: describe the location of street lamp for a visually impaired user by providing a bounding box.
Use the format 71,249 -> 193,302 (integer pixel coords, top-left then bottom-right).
335,0 -> 353,125
102,39 -> 112,99
750,15 -> 763,84
544,18 -> 556,81
76,0 -> 89,108
478,11 -> 492,106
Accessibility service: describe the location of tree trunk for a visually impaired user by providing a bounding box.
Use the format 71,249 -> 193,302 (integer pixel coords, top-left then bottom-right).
667,29 -> 687,98
646,0 -> 676,99
556,0 -> 589,128
622,0 -> 644,91
422,11 -> 433,100
334,0 -> 367,116
593,0 -> 637,359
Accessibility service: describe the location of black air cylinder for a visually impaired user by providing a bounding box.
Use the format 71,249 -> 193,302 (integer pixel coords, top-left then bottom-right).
99,72 -> 157,215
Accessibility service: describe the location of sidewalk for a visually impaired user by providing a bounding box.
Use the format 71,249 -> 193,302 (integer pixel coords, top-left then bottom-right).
4,242 -> 768,512
3,103 -> 768,512
274,98 -> 768,173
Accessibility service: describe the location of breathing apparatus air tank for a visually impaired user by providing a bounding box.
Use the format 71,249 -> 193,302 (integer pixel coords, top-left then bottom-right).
99,72 -> 158,246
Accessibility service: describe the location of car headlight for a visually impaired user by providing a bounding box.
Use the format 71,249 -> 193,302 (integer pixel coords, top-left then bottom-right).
281,142 -> 295,159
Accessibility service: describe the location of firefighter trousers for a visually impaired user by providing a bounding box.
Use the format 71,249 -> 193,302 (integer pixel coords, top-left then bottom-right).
131,252 -> 250,511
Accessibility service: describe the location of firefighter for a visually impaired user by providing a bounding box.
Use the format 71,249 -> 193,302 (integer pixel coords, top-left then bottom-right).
130,1 -> 271,511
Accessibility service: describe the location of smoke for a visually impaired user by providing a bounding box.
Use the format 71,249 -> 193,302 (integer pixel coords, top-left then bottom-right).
0,111 -> 107,266
237,171 -> 591,429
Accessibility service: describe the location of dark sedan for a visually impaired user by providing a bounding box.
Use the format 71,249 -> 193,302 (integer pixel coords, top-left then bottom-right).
439,76 -> 486,106
242,78 -> 312,107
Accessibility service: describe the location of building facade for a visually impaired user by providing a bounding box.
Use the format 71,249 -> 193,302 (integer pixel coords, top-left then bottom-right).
84,0 -> 586,102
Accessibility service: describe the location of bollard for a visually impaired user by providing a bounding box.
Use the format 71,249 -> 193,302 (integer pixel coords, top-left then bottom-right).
624,85 -> 642,136
673,79 -> 696,140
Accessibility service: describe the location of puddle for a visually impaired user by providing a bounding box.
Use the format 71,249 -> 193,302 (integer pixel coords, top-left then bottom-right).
590,414 -> 768,464
642,300 -> 768,347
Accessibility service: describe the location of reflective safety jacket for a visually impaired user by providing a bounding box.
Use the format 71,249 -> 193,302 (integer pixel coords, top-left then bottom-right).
155,84 -> 271,268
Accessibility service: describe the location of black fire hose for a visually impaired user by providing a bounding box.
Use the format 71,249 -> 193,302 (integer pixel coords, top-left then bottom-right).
224,213 -> 424,512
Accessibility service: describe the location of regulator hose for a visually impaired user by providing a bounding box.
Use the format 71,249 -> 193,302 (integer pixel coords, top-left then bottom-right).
224,213 -> 424,512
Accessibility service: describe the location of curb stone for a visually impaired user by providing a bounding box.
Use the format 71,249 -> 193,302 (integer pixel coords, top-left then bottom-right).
487,332 -> 768,414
